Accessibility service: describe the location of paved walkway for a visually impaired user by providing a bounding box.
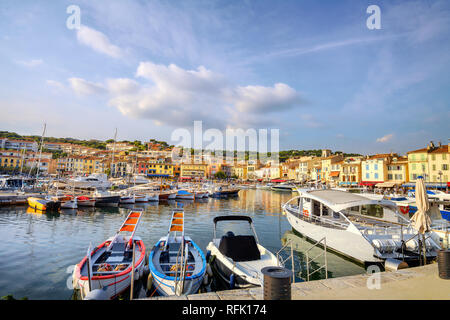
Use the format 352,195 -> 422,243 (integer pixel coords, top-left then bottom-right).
143,263 -> 450,300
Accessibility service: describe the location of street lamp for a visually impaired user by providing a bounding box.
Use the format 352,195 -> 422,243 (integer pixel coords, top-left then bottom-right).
438,170 -> 443,190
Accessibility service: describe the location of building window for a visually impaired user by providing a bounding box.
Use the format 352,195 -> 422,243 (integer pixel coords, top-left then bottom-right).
388,174 -> 393,180
374,173 -> 379,179
366,173 -> 369,179
432,164 -> 436,170
374,164 -> 378,170
412,164 -> 416,170
443,164 -> 449,171
443,154 -> 447,160
431,154 -> 436,161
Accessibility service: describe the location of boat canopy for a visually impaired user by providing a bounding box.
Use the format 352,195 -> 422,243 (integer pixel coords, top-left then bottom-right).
297,189 -> 397,212
213,215 -> 253,224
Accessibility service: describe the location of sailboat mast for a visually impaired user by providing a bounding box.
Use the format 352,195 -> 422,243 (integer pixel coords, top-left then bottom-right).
110,128 -> 117,178
35,123 -> 46,180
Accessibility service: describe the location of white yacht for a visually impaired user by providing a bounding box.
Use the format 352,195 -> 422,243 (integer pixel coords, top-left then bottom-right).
282,189 -> 441,267
68,173 -> 112,189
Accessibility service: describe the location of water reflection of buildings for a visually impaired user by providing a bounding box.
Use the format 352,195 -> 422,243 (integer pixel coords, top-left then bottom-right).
281,230 -> 365,281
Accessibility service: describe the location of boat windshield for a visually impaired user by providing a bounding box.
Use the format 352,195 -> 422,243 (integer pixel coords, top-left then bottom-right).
215,221 -> 254,239
359,204 -> 384,219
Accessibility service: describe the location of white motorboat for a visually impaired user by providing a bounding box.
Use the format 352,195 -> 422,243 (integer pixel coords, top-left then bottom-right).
119,193 -> 135,204
72,209 -> 146,300
282,189 -> 442,267
68,173 -> 112,189
206,215 -> 281,289
271,183 -> 296,192
148,208 -> 206,296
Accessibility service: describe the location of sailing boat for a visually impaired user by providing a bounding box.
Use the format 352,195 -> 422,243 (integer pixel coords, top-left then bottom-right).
72,209 -> 146,299
148,207 -> 206,296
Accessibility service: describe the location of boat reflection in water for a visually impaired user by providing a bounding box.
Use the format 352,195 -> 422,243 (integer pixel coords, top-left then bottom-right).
280,230 -> 365,281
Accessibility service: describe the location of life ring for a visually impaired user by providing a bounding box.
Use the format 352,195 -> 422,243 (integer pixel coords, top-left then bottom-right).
303,209 -> 310,217
400,206 -> 409,214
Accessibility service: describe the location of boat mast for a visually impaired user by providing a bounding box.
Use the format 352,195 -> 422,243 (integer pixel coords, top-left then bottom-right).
110,128 -> 117,178
29,123 -> 46,179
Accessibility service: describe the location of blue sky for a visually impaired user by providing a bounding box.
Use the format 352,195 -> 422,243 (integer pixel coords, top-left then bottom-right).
0,0 -> 449,154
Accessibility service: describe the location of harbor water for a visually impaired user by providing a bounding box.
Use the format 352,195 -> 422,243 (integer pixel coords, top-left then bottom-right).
0,189 -> 365,300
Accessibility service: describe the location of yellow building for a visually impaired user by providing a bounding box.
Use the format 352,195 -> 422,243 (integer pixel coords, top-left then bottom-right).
428,144 -> 449,185
146,162 -> 174,177
386,156 -> 409,184
321,154 -> 343,183
232,165 -> 248,180
361,154 -> 392,186
0,155 -> 23,170
180,163 -> 208,178
339,158 -> 362,186
407,148 -> 429,182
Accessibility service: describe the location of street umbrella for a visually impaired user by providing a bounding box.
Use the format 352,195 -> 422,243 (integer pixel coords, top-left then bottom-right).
410,177 -> 431,264
410,177 -> 432,234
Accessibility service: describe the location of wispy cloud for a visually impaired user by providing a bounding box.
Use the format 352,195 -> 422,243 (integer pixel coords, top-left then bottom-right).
76,25 -> 123,59
376,133 -> 394,143
15,59 -> 43,67
68,77 -> 106,96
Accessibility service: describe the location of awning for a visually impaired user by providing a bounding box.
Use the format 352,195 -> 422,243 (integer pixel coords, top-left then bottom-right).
375,181 -> 398,188
359,181 -> 380,186
271,179 -> 286,183
329,171 -> 340,177
147,174 -> 170,178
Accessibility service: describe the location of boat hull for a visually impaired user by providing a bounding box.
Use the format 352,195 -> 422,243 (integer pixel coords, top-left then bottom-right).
27,197 -> 60,211
73,239 -> 146,300
149,238 -> 206,296
94,196 -> 120,207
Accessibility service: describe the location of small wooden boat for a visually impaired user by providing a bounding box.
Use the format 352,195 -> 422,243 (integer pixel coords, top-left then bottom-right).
134,194 -> 148,202
76,196 -> 96,207
149,208 -> 206,296
27,197 -> 60,211
120,194 -> 135,204
147,193 -> 159,202
72,209 -> 146,300
175,190 -> 194,200
51,195 -> 77,209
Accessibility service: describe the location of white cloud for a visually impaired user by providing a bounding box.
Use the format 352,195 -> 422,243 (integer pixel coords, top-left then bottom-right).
230,83 -> 300,114
376,133 -> 394,143
68,77 -> 106,96
46,80 -> 65,91
67,61 -> 302,129
15,59 -> 43,67
76,25 -> 123,58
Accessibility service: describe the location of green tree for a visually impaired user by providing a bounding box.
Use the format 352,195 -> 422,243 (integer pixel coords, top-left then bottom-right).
214,171 -> 227,179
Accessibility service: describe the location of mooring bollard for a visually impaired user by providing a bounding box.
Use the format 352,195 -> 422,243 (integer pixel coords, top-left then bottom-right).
437,249 -> 450,280
261,266 -> 293,300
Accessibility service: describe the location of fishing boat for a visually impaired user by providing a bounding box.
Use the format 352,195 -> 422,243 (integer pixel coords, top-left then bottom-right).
48,194 -> 78,209
119,194 -> 135,204
282,189 -> 442,267
176,190 -> 195,200
206,215 -> 281,289
147,193 -> 159,202
76,196 -> 96,207
148,208 -> 206,296
27,197 -> 60,211
92,190 -> 120,207
134,194 -> 148,202
72,209 -> 146,300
